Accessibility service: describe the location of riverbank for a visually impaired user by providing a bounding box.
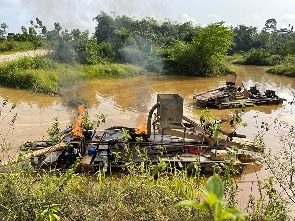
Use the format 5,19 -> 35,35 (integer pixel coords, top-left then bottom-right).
2,49 -> 294,98
227,52 -> 295,77
0,52 -> 147,95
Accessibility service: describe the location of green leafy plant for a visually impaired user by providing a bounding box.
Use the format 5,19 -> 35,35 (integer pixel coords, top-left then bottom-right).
41,204 -> 60,221
81,109 -> 106,132
0,96 -> 17,154
175,175 -> 247,221
47,117 -> 62,145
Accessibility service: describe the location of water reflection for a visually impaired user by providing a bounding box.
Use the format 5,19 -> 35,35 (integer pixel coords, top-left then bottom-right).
232,65 -> 295,100
0,87 -> 59,108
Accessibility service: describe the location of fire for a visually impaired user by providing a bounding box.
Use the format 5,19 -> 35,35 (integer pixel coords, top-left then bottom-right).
135,113 -> 147,134
71,105 -> 85,138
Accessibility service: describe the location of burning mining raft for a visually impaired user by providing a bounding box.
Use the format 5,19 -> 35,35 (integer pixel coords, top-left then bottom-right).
1,94 -> 263,174
193,75 -> 284,109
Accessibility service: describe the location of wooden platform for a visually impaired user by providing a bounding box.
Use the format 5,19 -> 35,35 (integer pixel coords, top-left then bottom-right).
193,84 -> 284,109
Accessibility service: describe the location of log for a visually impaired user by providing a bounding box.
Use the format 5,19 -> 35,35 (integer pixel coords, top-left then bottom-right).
0,143 -> 68,167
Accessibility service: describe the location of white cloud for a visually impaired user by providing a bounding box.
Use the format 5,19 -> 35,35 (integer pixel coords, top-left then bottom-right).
2,0 -> 295,34
279,13 -> 295,28
207,14 -> 221,23
177,13 -> 198,25
245,15 -> 264,28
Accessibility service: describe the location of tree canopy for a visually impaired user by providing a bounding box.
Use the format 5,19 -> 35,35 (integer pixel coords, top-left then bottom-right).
164,22 -> 234,76
1,13 -> 295,76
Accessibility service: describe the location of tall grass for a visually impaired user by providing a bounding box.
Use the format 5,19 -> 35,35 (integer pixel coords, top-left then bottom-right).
0,161 -> 210,221
266,55 -> 295,77
0,56 -> 147,95
0,56 -> 59,94
0,40 -> 39,53
81,63 -> 146,79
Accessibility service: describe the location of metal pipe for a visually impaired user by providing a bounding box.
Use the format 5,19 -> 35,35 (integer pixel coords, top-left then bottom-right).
147,102 -> 160,138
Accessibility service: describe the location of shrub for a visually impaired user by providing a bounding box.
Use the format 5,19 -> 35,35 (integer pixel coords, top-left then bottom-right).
0,40 -> 38,52
244,49 -> 272,66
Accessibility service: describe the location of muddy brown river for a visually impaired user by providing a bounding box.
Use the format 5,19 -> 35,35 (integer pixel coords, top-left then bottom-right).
1,64 -> 295,210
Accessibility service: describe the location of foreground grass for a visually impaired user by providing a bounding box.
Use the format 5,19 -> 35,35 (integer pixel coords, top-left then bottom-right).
0,163 -> 209,221
0,56 -> 147,95
0,162 -> 291,220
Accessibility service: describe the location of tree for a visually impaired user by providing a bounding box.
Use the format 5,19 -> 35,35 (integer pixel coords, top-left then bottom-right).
30,17 -> 47,37
165,22 -> 234,76
230,25 -> 258,54
21,26 -> 28,35
71,29 -> 90,63
46,22 -> 63,48
264,18 -> 277,33
93,11 -> 115,43
0,23 -> 8,37
176,21 -> 200,42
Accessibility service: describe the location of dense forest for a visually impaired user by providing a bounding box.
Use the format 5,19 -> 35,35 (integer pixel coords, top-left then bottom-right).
1,12 -> 295,77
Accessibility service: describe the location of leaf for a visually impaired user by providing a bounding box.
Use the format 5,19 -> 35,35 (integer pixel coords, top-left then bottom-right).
206,193 -> 217,207
204,175 -> 224,199
52,214 -> 61,221
219,211 -> 235,220
213,129 -> 219,141
224,208 -> 247,219
41,208 -> 48,216
175,200 -> 207,212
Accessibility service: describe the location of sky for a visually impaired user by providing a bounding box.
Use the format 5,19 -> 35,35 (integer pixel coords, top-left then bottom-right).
1,0 -> 295,34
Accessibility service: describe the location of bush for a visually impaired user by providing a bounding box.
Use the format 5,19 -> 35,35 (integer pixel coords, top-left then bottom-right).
267,65 -> 295,77
0,56 -> 146,94
81,63 -> 146,79
266,55 -> 295,77
243,49 -> 272,66
0,40 -> 38,53
0,56 -> 59,94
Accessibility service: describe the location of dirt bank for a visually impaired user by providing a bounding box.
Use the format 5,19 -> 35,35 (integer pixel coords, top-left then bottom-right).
0,49 -> 50,64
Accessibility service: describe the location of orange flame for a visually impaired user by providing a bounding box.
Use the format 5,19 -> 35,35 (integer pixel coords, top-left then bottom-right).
71,105 -> 85,138
135,113 -> 147,134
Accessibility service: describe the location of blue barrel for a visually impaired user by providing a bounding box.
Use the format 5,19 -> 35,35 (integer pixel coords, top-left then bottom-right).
88,147 -> 97,155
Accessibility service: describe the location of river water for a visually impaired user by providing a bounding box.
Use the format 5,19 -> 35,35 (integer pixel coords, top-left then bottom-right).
1,64 -> 295,210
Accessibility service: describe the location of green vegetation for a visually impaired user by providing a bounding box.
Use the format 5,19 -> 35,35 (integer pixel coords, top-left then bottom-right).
229,19 -> 295,75
1,98 -> 295,220
0,56 -> 146,94
176,175 -> 247,220
0,15 -> 295,82
267,65 -> 295,77
0,40 -> 38,53
1,14 -> 295,95
0,163 -> 204,220
266,55 -> 295,76
0,12 -> 233,95
164,22 -> 234,76
1,15 -> 234,82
